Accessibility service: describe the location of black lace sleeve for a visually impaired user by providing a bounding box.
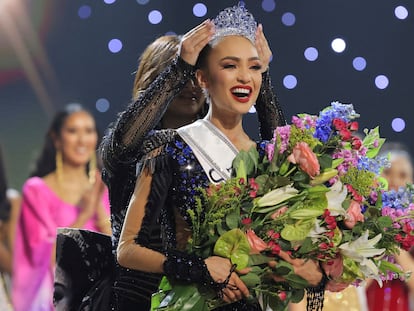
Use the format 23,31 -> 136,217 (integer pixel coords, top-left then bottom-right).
100,56 -> 195,177
255,70 -> 287,141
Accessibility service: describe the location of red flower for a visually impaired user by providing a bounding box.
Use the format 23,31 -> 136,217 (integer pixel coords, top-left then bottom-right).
333,118 -> 347,130
351,136 -> 362,150
349,121 -> 359,131
241,218 -> 252,225
339,129 -> 352,141
278,291 -> 287,301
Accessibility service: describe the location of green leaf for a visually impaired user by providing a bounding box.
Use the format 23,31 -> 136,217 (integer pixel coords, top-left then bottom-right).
239,271 -> 261,287
318,154 -> 333,170
281,220 -> 314,241
213,228 -> 250,269
290,289 -> 305,303
225,212 -> 240,229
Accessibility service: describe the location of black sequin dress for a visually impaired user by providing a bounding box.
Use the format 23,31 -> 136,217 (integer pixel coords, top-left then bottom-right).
90,55 -> 285,311
115,129 -> 267,310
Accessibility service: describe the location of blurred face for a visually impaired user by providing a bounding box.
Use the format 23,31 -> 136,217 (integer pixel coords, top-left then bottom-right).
56,111 -> 98,167
54,265 -> 72,311
196,35 -> 262,117
167,79 -> 205,119
381,155 -> 413,190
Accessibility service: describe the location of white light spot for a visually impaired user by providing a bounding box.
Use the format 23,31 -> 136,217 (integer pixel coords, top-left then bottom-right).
331,38 -> 346,53
375,75 -> 389,89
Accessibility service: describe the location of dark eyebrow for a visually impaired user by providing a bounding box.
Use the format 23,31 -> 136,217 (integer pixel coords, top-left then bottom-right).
220,56 -> 261,62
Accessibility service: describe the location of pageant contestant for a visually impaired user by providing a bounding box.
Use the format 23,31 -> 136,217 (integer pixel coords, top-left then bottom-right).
116,4 -> 323,310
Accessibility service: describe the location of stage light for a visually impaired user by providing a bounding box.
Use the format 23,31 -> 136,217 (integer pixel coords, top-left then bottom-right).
304,47 -> 318,62
261,0 -> 276,13
375,75 -> 389,90
108,39 -> 122,53
96,98 -> 110,113
394,6 -> 408,20
78,5 -> 92,20
391,118 -> 405,132
148,10 -> 162,24
352,57 -> 366,71
193,3 -> 207,17
283,75 -> 297,89
331,38 -> 346,53
281,12 -> 296,26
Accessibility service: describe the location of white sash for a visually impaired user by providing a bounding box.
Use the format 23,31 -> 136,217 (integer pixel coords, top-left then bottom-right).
177,119 -> 239,184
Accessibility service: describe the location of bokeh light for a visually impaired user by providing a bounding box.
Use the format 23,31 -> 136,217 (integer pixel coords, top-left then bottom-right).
391,117 -> 405,132
352,57 -> 367,71
96,98 -> 110,113
103,0 -> 116,4
331,38 -> 346,53
261,0 -> 276,12
78,5 -> 92,19
281,12 -> 296,26
148,10 -> 162,24
193,3 -> 207,17
304,47 -> 318,61
108,39 -> 123,53
394,6 -> 408,20
136,0 -> 150,4
375,75 -> 389,89
283,75 -> 298,89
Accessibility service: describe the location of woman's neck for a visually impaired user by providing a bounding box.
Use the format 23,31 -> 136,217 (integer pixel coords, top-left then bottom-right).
60,164 -> 88,182
205,111 -> 254,151
162,114 -> 196,129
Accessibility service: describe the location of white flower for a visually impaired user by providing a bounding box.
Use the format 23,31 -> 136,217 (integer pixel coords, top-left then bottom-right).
308,219 -> 328,243
339,231 -> 385,279
257,185 -> 299,207
326,180 -> 347,216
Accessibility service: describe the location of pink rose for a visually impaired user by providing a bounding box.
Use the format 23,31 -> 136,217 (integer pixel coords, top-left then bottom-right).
321,255 -> 343,279
344,200 -> 365,229
287,142 -> 320,178
246,229 -> 267,254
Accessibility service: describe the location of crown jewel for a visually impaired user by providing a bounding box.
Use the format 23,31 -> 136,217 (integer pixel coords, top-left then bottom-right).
211,2 -> 257,46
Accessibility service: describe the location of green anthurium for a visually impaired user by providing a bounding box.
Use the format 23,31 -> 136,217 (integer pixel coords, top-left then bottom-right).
213,228 -> 250,270
281,219 -> 315,241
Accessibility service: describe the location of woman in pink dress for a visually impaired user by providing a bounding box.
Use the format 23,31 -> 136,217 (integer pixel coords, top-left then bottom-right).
12,104 -> 111,311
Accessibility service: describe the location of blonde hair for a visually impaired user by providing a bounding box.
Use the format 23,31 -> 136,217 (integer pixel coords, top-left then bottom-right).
132,35 -> 181,101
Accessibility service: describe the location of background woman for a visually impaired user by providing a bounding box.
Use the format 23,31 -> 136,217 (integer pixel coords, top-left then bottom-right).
366,141 -> 414,311
12,103 -> 110,311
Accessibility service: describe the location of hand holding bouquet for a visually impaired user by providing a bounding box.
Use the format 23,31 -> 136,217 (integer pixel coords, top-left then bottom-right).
152,102 -> 413,311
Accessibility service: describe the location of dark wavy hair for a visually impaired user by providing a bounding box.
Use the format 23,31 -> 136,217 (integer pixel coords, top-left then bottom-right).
30,103 -> 100,178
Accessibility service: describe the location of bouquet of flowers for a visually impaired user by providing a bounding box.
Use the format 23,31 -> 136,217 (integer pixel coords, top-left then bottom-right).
151,102 -> 414,311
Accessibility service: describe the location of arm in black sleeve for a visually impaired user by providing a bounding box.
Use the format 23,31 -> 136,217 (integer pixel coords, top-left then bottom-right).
100,56 -> 195,178
255,70 -> 287,141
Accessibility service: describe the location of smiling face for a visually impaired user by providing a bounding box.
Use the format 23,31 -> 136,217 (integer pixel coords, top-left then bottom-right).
55,111 -> 98,167
196,35 -> 262,118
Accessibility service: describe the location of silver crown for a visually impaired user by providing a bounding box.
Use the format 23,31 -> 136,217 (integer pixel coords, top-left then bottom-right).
211,2 -> 257,46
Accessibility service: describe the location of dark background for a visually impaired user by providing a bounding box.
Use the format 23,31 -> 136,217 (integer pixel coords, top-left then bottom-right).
0,0 -> 413,190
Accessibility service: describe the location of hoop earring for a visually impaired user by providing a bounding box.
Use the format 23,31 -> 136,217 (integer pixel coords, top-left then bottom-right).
88,152 -> 97,184
56,150 -> 63,183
